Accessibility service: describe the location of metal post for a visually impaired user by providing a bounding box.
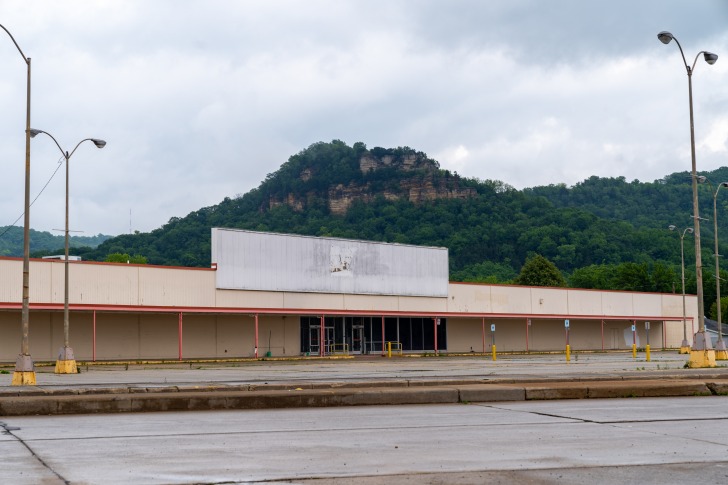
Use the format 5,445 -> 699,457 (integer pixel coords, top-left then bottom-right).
20,54 -> 32,378
645,321 -> 651,362
28,131 -> 105,373
670,225 -> 694,352
686,69 -> 707,336
55,149 -> 77,374
2,24 -> 36,386
381,316 -> 385,357
491,323 -> 496,361
659,31 -> 718,366
688,71 -> 707,339
631,320 -> 637,354
601,319 -> 604,351
526,318 -> 530,353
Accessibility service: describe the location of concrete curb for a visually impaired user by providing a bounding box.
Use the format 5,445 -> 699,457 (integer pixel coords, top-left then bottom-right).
1,379 -> 726,416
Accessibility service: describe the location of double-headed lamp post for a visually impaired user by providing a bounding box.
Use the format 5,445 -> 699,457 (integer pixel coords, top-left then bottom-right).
29,129 -> 106,374
669,225 -> 694,353
658,31 -> 718,367
697,176 -> 728,360
1,23 -> 36,386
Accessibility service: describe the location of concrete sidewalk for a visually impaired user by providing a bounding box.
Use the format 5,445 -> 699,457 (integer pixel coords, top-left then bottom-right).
1,352 -> 727,416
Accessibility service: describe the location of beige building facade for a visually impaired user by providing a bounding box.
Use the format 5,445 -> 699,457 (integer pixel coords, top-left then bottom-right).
0,253 -> 698,362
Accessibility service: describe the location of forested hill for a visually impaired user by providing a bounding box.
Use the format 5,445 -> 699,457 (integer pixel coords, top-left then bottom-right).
526,168 -> 728,230
41,140 -> 728,304
0,226 -> 110,257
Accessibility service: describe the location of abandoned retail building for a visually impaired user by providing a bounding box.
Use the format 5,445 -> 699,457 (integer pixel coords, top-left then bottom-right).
0,228 -> 698,362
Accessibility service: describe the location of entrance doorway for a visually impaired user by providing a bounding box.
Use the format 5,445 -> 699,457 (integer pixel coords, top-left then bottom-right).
300,316 -> 447,355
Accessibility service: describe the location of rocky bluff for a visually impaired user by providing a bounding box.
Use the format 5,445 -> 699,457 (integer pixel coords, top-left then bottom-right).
269,151 -> 476,215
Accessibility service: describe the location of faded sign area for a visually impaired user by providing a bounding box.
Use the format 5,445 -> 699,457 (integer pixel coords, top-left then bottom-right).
211,228 -> 448,297
330,245 -> 355,276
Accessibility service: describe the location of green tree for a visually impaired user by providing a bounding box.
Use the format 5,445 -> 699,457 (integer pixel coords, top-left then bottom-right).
514,254 -> 567,287
105,253 -> 147,264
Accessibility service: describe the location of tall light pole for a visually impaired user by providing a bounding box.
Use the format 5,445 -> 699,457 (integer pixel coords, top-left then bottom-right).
658,31 -> 718,367
697,176 -> 728,360
1,24 -> 36,386
30,129 -> 106,374
669,225 -> 694,353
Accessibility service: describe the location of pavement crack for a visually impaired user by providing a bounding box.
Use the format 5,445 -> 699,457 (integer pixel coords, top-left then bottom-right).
480,405 -> 728,448
480,404 -> 590,423
0,421 -> 70,485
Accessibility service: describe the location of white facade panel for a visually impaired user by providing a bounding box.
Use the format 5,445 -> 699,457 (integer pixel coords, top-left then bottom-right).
211,228 -> 449,297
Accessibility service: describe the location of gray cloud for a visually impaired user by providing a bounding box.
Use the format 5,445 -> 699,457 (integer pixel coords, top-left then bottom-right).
1,0 -> 727,236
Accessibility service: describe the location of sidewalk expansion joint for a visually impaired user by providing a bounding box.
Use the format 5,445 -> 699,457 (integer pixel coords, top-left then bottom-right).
0,421 -> 70,484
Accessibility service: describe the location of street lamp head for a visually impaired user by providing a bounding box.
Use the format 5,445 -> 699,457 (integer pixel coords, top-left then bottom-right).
697,175 -> 708,183
657,31 -> 674,45
669,225 -> 677,231
91,139 -> 106,149
687,228 -> 694,234
720,182 -> 728,188
703,51 -> 718,65
29,128 -> 42,138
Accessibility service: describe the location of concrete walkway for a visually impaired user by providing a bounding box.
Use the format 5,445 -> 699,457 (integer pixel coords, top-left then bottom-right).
1,352 -> 727,416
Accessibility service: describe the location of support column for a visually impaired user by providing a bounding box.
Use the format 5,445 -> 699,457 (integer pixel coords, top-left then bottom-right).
320,315 -> 325,357
178,312 -> 183,361
433,318 -> 438,355
254,314 -> 259,358
92,310 -> 97,362
526,318 -> 530,353
482,318 -> 485,354
601,320 -> 604,351
381,316 -> 385,357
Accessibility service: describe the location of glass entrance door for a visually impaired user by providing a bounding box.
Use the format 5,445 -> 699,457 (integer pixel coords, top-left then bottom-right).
351,324 -> 364,354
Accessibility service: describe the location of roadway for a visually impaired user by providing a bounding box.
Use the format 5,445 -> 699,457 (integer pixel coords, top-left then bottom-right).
1,396 -> 727,484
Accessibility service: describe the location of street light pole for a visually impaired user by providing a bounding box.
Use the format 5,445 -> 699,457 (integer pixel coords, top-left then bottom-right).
670,225 -> 694,353
2,23 -> 36,386
697,177 -> 728,360
30,129 -> 106,374
658,31 -> 718,367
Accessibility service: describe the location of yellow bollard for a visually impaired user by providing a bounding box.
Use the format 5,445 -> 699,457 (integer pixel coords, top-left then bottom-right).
491,344 -> 497,361
646,344 -> 651,362
387,341 -> 391,358
632,343 -> 637,359
566,344 -> 570,362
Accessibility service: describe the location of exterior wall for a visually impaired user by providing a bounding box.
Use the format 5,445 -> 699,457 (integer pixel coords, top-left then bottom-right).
446,283 -> 697,323
447,317 -> 668,353
0,257 -> 699,361
0,311 -> 299,361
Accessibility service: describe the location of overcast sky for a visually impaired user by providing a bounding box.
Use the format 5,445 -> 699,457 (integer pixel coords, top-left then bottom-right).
2,1 -> 727,237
